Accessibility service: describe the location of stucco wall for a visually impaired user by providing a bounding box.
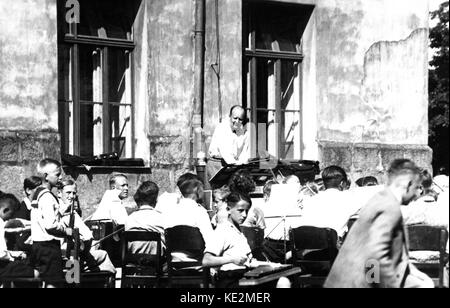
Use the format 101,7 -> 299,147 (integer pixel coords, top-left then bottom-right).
0,0 -> 58,131
0,0 -> 59,199
313,0 -> 429,146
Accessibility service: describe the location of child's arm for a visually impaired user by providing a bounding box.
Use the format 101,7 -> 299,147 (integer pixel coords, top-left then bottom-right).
0,249 -> 13,262
202,252 -> 248,268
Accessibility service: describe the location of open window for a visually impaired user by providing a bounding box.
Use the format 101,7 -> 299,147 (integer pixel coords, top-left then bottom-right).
243,1 -> 314,160
58,0 -> 141,160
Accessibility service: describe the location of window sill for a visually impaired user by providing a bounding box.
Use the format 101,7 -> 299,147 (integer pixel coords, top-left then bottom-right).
63,165 -> 151,174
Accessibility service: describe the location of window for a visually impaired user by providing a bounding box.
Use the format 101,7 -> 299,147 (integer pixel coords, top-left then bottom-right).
243,2 -> 313,160
58,0 -> 141,158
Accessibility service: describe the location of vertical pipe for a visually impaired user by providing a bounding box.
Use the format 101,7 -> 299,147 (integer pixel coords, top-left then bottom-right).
193,0 -> 206,164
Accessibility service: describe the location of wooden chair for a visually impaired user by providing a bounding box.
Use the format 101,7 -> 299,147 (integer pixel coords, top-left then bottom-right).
289,226 -> 338,288
165,226 -> 210,288
240,226 -> 268,261
0,277 -> 46,288
121,231 -> 166,288
407,225 -> 449,288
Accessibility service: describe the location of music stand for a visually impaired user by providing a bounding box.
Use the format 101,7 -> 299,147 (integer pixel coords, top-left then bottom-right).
209,159 -> 320,189
209,165 -> 242,189
264,184 -> 303,263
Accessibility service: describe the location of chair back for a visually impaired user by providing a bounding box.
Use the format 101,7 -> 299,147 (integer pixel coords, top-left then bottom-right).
240,226 -> 266,261
407,225 -> 447,251
407,225 -> 449,288
121,231 -> 163,276
289,226 -> 338,270
165,225 -> 205,264
164,226 -> 210,287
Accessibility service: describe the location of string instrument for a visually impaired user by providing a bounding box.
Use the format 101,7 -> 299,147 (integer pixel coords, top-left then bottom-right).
65,199 -> 80,260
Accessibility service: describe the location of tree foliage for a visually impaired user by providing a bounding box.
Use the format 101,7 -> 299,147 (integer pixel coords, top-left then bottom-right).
429,1 -> 449,173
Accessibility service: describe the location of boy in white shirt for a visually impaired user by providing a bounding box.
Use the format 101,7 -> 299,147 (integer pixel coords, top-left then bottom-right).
203,191 -> 270,287
30,159 -> 71,287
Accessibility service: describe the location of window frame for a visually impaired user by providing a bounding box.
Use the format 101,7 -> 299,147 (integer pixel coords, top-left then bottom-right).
58,10 -> 136,158
243,2 -> 304,160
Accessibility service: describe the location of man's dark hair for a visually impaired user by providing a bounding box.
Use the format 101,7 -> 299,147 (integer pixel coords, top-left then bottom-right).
176,173 -> 203,189
420,169 -> 433,190
179,179 -> 204,199
321,166 -> 348,190
226,191 -> 252,209
387,159 -> 421,184
23,176 -> 43,191
0,193 -> 21,211
228,170 -> 256,194
134,181 -> 159,207
355,176 -> 379,187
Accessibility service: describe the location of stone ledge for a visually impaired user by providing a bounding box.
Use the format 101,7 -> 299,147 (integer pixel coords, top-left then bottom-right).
318,141 -> 433,183
0,130 -> 60,163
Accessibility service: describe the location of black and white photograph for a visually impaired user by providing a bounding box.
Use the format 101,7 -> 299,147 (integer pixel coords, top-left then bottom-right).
0,0 -> 448,293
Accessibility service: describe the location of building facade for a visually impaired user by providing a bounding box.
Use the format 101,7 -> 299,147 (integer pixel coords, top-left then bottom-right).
0,0 -> 432,217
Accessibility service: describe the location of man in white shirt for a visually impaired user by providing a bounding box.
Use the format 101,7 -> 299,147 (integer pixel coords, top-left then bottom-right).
207,106 -> 251,184
163,178 -> 214,260
91,173 -> 130,226
125,181 -> 165,256
58,177 -> 116,274
299,166 -> 355,239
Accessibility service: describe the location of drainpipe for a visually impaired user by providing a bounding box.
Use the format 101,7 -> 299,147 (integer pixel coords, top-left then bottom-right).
193,0 -> 206,168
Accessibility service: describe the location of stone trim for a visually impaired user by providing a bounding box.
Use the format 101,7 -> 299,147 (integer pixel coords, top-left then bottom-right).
0,131 -> 60,164
318,140 -> 433,183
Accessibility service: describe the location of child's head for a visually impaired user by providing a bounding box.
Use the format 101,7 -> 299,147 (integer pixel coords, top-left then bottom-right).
179,178 -> 204,203
57,177 -> 78,206
23,176 -> 43,199
355,176 -> 379,187
213,186 -> 231,209
228,170 -> 256,195
263,179 -> 278,202
0,194 -> 20,221
37,159 -> 62,188
134,181 -> 159,208
226,191 -> 252,227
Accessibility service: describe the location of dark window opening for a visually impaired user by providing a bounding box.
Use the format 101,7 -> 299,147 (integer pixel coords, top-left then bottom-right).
243,1 -> 314,160
57,0 -> 141,161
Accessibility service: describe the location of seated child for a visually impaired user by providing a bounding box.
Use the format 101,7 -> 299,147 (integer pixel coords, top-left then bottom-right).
0,194 -> 38,281
202,191 -> 273,288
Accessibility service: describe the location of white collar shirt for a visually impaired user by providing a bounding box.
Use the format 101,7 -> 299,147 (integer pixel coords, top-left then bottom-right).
208,121 -> 250,165
204,221 -> 251,271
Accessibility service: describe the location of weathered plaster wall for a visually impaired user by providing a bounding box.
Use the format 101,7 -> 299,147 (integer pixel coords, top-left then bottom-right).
136,0 -> 197,192
204,0 -> 242,139
313,0 -> 429,146
0,0 -> 59,200
0,0 -> 58,131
